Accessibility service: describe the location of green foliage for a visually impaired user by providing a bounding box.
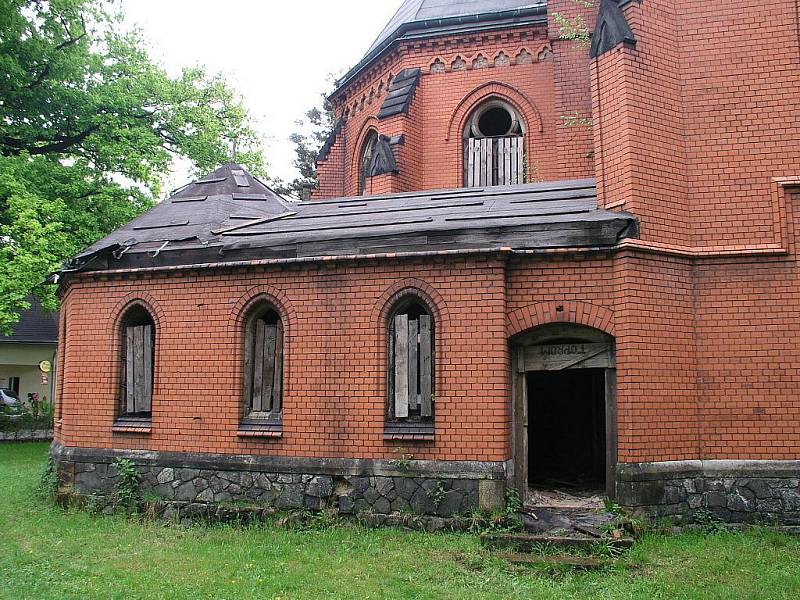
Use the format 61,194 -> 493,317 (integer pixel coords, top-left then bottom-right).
693,508 -> 730,534
0,0 -> 266,330
504,487 -> 523,516
112,457 -> 141,509
0,395 -> 54,432
426,480 -> 446,506
36,457 -> 58,499
3,444 -> 800,599
272,80 -> 336,199
390,448 -> 414,472
552,0 -> 595,48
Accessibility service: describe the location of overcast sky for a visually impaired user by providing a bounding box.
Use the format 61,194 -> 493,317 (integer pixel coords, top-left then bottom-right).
121,0 -> 401,193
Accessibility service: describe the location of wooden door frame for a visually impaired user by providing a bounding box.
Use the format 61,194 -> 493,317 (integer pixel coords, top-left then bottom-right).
511,324 -> 617,500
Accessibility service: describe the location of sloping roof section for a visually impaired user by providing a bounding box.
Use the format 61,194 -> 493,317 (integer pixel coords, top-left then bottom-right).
0,297 -> 58,344
334,0 -> 546,94
369,0 -> 545,56
378,68 -> 421,119
61,164 -> 638,275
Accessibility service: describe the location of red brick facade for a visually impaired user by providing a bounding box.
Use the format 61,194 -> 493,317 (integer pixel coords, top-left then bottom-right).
54,0 -> 800,519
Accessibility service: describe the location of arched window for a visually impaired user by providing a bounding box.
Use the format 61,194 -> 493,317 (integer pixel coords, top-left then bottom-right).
387,297 -> 434,425
358,129 -> 379,195
119,304 -> 156,418
242,303 -> 284,419
463,99 -> 525,187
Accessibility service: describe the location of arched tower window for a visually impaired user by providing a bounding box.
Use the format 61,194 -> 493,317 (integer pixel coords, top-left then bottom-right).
119,304 -> 156,418
463,99 -> 525,187
242,302 -> 284,419
387,297 -> 434,424
358,129 -> 379,195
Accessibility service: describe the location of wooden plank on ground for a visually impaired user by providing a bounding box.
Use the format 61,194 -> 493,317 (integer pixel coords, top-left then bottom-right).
419,314 -> 432,417
408,318 -> 419,409
142,325 -> 153,412
126,327 -> 135,413
252,320 -> 265,412
394,314 -> 409,418
261,324 -> 277,412
133,326 -> 145,413
272,319 -> 284,412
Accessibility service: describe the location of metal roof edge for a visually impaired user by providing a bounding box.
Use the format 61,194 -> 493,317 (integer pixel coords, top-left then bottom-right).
331,4 -> 548,99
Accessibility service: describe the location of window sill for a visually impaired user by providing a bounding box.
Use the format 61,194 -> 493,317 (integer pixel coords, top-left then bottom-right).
238,418 -> 282,439
383,424 -> 435,442
112,417 -> 152,434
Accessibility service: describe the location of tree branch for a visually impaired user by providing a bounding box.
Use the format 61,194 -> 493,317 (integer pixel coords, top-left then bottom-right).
26,15 -> 87,89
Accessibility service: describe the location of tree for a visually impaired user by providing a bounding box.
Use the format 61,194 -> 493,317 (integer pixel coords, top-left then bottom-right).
273,87 -> 336,200
0,0 -> 266,332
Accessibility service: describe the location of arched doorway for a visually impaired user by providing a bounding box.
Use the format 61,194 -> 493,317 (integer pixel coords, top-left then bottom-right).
511,324 -> 617,502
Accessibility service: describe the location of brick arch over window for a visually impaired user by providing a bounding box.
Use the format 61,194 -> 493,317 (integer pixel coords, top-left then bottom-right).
230,286 -> 295,423
230,285 -> 295,339
506,301 -> 615,339
111,293 -> 165,337
350,118 -> 380,194
446,82 -> 544,142
112,296 -> 162,420
372,278 -> 450,338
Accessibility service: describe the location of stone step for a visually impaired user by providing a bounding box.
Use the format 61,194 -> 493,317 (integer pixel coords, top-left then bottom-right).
481,532 -> 635,553
497,552 -> 608,569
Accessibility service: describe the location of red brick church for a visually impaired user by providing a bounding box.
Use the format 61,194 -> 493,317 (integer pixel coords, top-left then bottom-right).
53,0 -> 800,523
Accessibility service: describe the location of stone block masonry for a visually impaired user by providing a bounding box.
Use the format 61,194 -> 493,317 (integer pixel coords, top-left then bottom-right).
617,461 -> 800,524
52,443 -> 506,520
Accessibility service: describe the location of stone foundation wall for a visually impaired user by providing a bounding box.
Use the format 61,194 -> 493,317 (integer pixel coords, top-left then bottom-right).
52,443 -> 507,519
617,460 -> 800,524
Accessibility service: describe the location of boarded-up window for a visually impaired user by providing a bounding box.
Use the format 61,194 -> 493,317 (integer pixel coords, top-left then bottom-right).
388,301 -> 434,422
243,307 -> 284,417
119,306 -> 155,417
463,99 -> 525,187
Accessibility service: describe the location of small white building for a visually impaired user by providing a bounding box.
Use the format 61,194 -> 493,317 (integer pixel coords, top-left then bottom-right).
0,298 -> 57,407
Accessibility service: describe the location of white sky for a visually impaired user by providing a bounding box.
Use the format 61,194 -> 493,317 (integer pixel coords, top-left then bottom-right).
120,0 -> 401,194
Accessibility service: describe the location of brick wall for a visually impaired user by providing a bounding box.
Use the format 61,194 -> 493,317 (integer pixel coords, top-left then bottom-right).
56,257 -> 510,462
315,18 -> 595,198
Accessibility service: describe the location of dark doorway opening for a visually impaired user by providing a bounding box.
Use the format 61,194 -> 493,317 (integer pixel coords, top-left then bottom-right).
527,368 -> 606,492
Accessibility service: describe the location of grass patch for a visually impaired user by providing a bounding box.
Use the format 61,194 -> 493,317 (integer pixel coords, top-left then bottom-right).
1,443 -> 799,599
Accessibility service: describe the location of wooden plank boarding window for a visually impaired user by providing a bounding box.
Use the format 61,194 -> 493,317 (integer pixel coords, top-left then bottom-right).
242,305 -> 283,429
387,299 -> 434,438
117,305 -> 155,423
464,136 -> 524,187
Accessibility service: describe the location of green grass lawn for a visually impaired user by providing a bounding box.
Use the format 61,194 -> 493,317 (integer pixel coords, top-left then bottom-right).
1,443 -> 799,600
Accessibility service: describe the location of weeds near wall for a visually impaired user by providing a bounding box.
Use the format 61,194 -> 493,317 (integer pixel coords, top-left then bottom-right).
36,459 -> 58,499
112,458 -> 141,510
552,0 -> 595,47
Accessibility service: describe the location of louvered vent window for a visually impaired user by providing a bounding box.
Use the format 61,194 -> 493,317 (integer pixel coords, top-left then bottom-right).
387,300 -> 434,429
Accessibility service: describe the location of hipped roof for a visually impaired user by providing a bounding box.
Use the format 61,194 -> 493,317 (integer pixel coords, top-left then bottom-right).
62,164 -> 637,276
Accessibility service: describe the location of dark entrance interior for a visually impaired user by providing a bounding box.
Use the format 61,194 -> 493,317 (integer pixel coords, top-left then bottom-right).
527,368 -> 606,491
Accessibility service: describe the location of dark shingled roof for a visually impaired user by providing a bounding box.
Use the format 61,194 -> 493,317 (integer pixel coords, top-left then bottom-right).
61,165 -> 638,275
378,68 -> 421,119
0,297 -> 58,344
334,0 -> 547,95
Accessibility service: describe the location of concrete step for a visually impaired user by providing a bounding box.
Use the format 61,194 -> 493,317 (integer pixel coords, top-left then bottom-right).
497,552 -> 608,569
481,532 -> 635,553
